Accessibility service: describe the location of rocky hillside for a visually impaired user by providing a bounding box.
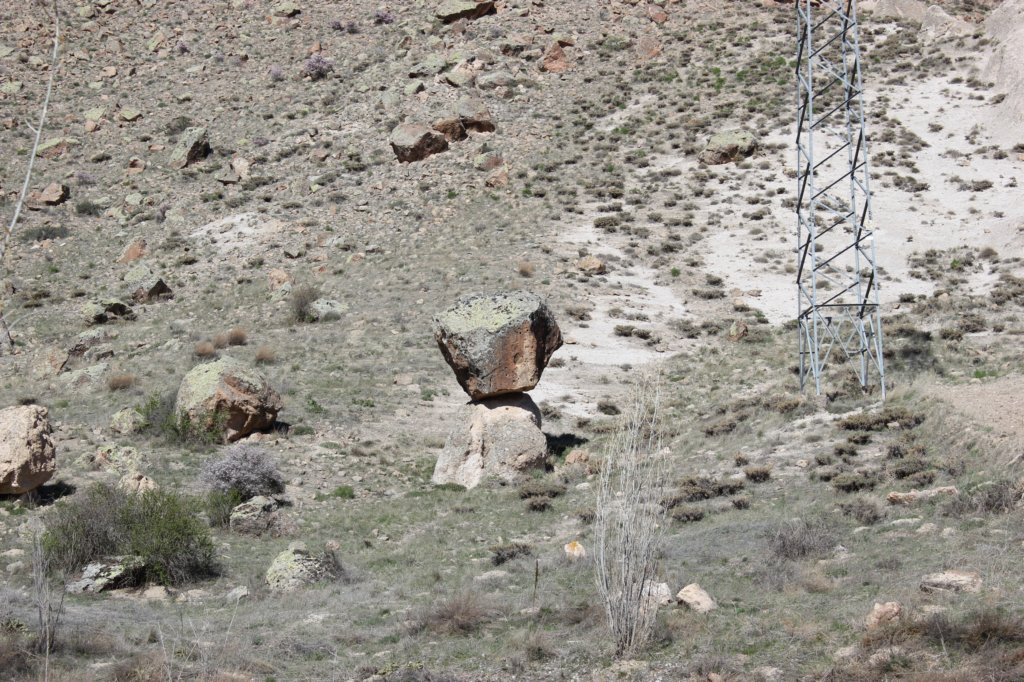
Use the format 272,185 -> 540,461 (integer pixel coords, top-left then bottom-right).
1,0 -> 1023,680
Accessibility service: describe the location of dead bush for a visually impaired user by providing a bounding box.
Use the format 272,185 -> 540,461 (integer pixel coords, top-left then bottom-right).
254,346 -> 276,364
194,340 -> 216,358
227,327 -> 248,346
768,517 -> 836,561
107,373 -> 136,391
416,590 -> 492,636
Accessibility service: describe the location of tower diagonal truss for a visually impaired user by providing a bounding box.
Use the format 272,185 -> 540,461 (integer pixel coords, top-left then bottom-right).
795,0 -> 885,398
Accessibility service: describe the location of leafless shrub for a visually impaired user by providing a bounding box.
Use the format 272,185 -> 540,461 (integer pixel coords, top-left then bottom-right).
194,340 -> 216,358
202,444 -> 284,500
594,374 -> 668,657
290,284 -> 320,323
32,533 -> 64,661
415,590 -> 492,636
212,333 -> 229,349
517,260 -> 535,277
767,518 -> 836,561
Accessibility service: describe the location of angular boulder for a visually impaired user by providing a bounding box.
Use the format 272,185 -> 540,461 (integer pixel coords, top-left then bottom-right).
0,405 -> 57,495
168,127 -> 210,169
434,291 -> 562,400
82,299 -> 136,325
457,96 -> 496,133
435,0 -> 496,23
432,393 -> 548,489
174,357 -> 282,443
123,264 -> 172,303
110,407 -> 146,435
265,542 -> 343,592
67,556 -> 145,594
432,117 -> 468,142
390,124 -> 449,163
677,583 -> 717,613
698,130 -> 757,165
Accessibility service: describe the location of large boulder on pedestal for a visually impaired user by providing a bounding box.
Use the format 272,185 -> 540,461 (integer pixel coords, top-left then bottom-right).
698,130 -> 757,165
174,357 -> 282,443
0,405 -> 57,495
432,393 -> 548,489
434,291 -> 562,400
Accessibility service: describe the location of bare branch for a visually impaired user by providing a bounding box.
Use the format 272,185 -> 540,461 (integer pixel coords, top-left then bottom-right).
0,0 -> 61,353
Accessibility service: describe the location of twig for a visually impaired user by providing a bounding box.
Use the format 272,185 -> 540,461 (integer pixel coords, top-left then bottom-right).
0,0 -> 61,354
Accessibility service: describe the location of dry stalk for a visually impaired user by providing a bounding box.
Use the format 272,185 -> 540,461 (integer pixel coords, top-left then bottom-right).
593,374 -> 669,657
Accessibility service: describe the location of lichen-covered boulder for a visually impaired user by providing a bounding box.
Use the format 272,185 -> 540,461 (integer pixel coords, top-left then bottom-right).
168,126 -> 210,169
431,393 -> 548,489
434,291 -> 562,400
0,405 -> 56,495
174,357 -> 282,443
229,495 -> 279,536
698,130 -> 757,165
265,542 -> 342,592
110,407 -> 146,435
390,124 -> 449,163
435,0 -> 496,23
67,556 -> 145,594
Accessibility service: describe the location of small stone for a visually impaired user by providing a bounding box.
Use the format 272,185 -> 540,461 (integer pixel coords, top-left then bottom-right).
117,238 -> 147,263
389,124 -> 449,163
168,127 -> 211,169
865,601 -> 902,630
576,255 -> 606,275
272,1 -> 301,17
118,472 -> 157,495
119,108 -> 143,122
457,96 -> 496,133
564,540 -> 586,560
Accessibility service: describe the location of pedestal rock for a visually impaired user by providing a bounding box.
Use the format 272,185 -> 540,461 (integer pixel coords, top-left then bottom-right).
432,393 -> 548,489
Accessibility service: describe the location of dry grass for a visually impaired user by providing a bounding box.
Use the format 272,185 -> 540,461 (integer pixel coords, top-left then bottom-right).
415,590 -> 493,636
517,260 -> 535,277
254,346 -> 276,364
212,333 -> 229,349
194,341 -> 216,358
227,327 -> 248,346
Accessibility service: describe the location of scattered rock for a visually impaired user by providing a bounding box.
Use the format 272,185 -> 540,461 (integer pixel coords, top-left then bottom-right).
110,407 -> 146,435
123,264 -> 172,303
174,356 -> 283,443
564,540 -> 586,560
27,182 -> 69,208
647,582 -> 673,606
485,167 -> 509,187
0,405 -> 57,495
168,127 -> 210,169
118,472 -> 157,495
474,150 -> 503,171
728,320 -> 748,342
67,556 -> 145,594
886,486 -> 959,505
81,444 -> 143,473
576,255 -> 607,275
435,0 -> 496,23
477,70 -> 515,90
677,583 -> 717,613
457,96 -> 496,133
230,495 -> 280,536
117,238 -> 147,263
699,130 -> 757,165
389,123 -> 449,163
541,43 -> 570,73
224,585 -> 249,603
920,570 -> 982,594
272,1 -> 301,17
267,268 -> 292,290
431,393 -> 548,489
308,298 -> 347,322
865,601 -> 902,630
265,542 -> 342,592
647,4 -> 669,23
432,117 -> 468,142
434,291 -> 563,400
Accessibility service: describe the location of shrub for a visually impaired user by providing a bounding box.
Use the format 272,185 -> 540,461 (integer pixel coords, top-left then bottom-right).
526,497 -> 552,512
194,340 -> 217,358
670,505 -> 705,523
416,591 -> 491,635
227,327 -> 248,346
302,54 -> 334,80
43,483 -> 218,586
838,407 -> 924,431
767,518 -> 836,561
373,9 -> 395,24
290,284 -> 320,323
839,496 -> 884,525
517,480 -> 565,499
202,444 -> 284,500
831,471 -> 878,493
254,345 -> 276,364
204,488 -> 243,528
489,542 -> 532,566
743,465 -> 771,482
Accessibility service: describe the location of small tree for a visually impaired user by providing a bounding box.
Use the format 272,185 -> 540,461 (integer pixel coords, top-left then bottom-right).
593,375 -> 669,657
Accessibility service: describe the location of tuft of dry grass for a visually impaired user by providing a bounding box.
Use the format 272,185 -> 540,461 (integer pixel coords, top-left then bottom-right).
194,341 -> 217,358
415,590 -> 493,636
227,327 -> 248,346
107,373 -> 136,391
517,260 -> 535,277
743,465 -> 771,482
212,333 -> 230,349
254,346 -> 276,364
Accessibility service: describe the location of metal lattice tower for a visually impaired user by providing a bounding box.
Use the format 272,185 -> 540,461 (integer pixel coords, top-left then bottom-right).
795,0 -> 885,399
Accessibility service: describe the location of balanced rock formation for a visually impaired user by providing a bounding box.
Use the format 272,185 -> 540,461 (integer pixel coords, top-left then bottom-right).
0,405 -> 57,495
434,291 -> 562,400
698,130 -> 757,165
174,357 -> 282,443
432,393 -> 548,489
390,123 -> 449,163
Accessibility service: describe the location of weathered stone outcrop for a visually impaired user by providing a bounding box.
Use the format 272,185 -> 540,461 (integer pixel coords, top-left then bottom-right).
698,130 -> 757,165
265,542 -> 342,592
431,393 -> 548,489
0,405 -> 56,495
168,127 -> 210,169
174,357 -> 282,442
435,0 -> 496,23
434,291 -> 562,400
390,124 -> 449,162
